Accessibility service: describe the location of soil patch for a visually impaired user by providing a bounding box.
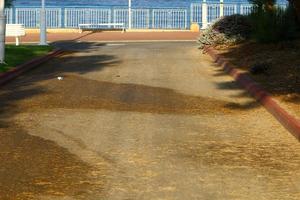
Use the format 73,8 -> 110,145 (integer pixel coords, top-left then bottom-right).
0,124 -> 107,199
215,40 -> 300,117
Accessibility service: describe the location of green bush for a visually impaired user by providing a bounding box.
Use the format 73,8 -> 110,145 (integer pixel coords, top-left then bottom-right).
249,5 -> 299,43
198,14 -> 252,49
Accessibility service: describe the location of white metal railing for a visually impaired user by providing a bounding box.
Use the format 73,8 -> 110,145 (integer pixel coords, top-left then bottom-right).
16,8 -> 39,28
152,9 -> 187,29
114,9 -> 150,29
240,4 -> 253,15
65,8 -> 111,28
132,9 -> 150,29
113,9 -> 128,28
207,4 -> 220,24
224,4 -> 238,16
191,3 -> 255,28
190,3 -> 202,25
16,8 -> 61,28
5,8 -> 13,24
5,3 -> 289,30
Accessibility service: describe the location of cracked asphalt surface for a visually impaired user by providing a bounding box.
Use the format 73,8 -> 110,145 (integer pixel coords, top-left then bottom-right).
0,42 -> 299,200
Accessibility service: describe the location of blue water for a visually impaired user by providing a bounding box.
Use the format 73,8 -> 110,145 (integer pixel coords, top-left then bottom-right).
13,0 -> 286,7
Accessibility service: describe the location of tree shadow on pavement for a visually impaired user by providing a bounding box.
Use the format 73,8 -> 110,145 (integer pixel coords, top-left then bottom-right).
210,64 -> 261,110
214,41 -> 300,104
0,42 -> 120,121
0,42 -> 118,199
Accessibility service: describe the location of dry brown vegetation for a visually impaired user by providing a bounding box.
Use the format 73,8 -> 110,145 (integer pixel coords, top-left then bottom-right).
215,40 -> 300,116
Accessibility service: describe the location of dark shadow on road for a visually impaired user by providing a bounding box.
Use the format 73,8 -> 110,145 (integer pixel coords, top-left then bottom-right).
216,80 -> 242,90
2,74 -> 242,115
210,65 -> 261,110
0,42 -> 120,123
0,42 -> 117,199
214,41 -> 300,104
224,101 -> 260,110
52,40 -> 107,52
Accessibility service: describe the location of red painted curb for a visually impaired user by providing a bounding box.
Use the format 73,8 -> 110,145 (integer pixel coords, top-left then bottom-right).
205,46 -> 300,141
0,49 -> 65,86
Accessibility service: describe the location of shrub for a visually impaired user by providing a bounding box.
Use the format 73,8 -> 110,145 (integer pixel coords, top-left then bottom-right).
249,5 -> 300,43
198,14 -> 252,49
212,14 -> 252,38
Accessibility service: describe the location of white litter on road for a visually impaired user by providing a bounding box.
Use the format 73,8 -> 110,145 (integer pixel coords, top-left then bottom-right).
105,43 -> 126,46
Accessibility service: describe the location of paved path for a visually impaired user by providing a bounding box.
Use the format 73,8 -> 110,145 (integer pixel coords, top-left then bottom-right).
0,42 -> 299,200
6,32 -> 199,44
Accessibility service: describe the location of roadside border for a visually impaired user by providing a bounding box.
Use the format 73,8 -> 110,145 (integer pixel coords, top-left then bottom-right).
6,40 -> 198,45
0,49 -> 65,86
205,46 -> 300,141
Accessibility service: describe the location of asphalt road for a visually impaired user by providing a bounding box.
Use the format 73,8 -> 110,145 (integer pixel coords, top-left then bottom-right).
0,42 -> 299,200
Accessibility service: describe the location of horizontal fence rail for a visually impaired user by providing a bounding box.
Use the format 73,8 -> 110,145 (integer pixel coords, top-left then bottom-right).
15,8 -> 61,28
240,4 -> 253,15
190,4 -> 202,26
207,4 -> 220,23
224,4 -> 237,16
4,3 -> 289,30
65,8 -> 111,28
5,8 -> 13,23
113,9 -> 150,29
152,9 -> 187,29
191,3 -> 287,28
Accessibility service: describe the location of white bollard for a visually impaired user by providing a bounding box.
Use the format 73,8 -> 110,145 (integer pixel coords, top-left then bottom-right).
16,37 -> 20,46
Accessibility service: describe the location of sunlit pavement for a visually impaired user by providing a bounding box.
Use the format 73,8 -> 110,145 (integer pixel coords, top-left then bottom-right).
6,31 -> 199,44
0,42 -> 299,199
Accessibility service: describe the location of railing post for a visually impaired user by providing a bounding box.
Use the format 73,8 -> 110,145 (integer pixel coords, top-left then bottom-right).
240,5 -> 243,15
201,0 -> 208,29
11,7 -> 15,24
61,7 -> 64,28
185,9 -> 187,29
190,4 -> 193,25
128,0 -> 132,29
220,0 -> 224,17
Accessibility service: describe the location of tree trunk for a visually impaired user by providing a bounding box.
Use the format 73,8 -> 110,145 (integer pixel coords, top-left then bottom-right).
289,0 -> 300,23
265,0 -> 275,11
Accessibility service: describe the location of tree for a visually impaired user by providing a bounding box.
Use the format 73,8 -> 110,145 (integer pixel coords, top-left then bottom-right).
5,0 -> 13,7
249,0 -> 276,10
288,0 -> 300,22
249,0 -> 300,24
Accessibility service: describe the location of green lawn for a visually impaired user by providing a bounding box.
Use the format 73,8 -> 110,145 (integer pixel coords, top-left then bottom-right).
0,45 -> 53,73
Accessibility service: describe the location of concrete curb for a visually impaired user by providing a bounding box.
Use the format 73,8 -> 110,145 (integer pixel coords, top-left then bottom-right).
205,46 -> 300,141
0,49 -> 65,86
